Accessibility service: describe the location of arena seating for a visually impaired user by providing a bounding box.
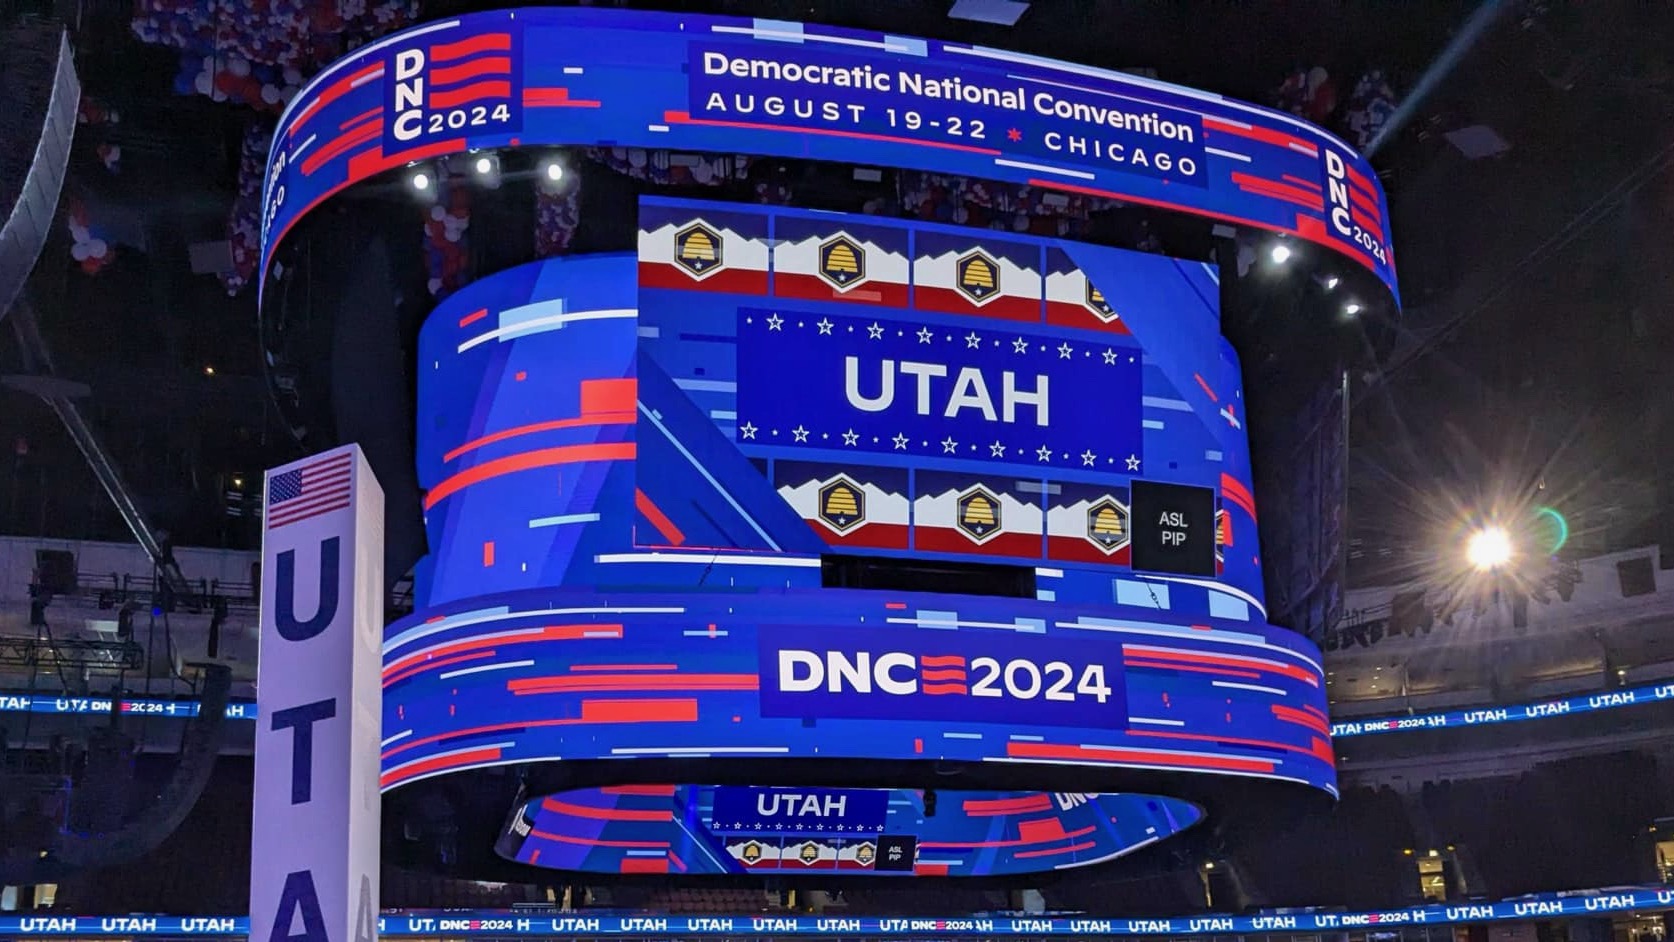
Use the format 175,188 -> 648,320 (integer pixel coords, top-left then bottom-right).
636,888 -> 778,914
1420,752 -> 1659,895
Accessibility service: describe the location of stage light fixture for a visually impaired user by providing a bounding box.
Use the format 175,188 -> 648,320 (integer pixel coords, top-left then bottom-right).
411,170 -> 431,192
474,155 -> 495,176
1325,275 -> 1340,290
1269,243 -> 1292,265
542,159 -> 565,183
1344,301 -> 1362,316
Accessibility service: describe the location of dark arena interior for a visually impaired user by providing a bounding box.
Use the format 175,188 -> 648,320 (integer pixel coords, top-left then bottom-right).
3,1 -> 1674,941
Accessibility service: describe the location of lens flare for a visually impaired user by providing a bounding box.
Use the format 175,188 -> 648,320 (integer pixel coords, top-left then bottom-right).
1465,526 -> 1514,571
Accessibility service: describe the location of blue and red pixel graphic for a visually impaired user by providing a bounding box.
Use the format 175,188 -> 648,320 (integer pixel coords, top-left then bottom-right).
380,590 -> 1332,791
496,786 -> 1204,877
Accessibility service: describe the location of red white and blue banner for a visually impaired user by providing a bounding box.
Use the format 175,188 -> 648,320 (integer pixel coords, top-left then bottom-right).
261,9 -> 1397,308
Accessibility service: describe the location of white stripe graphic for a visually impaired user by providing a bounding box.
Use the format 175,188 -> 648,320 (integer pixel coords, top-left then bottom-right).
439,659 -> 536,680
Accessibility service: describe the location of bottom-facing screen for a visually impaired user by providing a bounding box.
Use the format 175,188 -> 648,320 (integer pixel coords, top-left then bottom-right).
497,785 -> 1203,877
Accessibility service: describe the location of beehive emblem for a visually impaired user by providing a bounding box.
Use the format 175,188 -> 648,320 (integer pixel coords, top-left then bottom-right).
1085,279 -> 1119,321
956,250 -> 1001,303
817,477 -> 866,533
818,235 -> 867,291
956,486 -> 1003,543
673,222 -> 724,278
1087,497 -> 1130,553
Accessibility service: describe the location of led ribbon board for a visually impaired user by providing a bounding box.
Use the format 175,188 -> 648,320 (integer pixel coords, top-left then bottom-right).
17,678 -> 1673,741
7,886 -> 1674,937
260,8 -> 1397,310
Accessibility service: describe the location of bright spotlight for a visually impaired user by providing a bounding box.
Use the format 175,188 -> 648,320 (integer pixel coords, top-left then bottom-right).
1465,525 -> 1514,571
1344,302 -> 1363,316
1269,243 -> 1292,265
542,160 -> 565,183
474,156 -> 494,175
410,170 -> 431,192
1324,275 -> 1340,291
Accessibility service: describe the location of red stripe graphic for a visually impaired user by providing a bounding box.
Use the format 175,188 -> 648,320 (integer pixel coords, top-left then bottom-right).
601,785 -> 677,797
807,519 -> 911,550
431,32 -> 512,61
431,56 -> 511,87
1345,163 -> 1380,203
380,699 -> 685,765
1124,659 -> 1262,680
1130,727 -> 1318,758
338,106 -> 382,132
507,673 -> 759,695
383,624 -> 624,678
288,63 -> 382,137
920,669 -> 967,681
542,797 -> 672,822
381,745 -> 503,789
772,272 -> 910,309
443,412 -> 635,463
1272,703 -> 1331,736
1220,473 -> 1258,520
1044,300 -> 1132,335
529,828 -> 667,850
1349,183 -> 1384,225
1006,740 -> 1275,773
424,442 -> 635,509
1045,536 -> 1131,566
1231,172 -> 1326,212
1204,117 -> 1319,157
302,120 -> 380,177
913,285 -> 1041,323
636,489 -> 687,546
1015,840 -> 1096,859
524,87 -> 602,108
382,650 -> 497,687
962,794 -> 1052,816
637,261 -> 769,296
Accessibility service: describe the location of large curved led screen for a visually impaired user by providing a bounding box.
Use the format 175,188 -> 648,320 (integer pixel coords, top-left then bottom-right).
382,203 -> 1334,818
260,8 -> 1397,308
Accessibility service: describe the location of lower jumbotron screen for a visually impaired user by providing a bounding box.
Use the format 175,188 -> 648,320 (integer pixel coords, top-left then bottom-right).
496,786 -> 1202,877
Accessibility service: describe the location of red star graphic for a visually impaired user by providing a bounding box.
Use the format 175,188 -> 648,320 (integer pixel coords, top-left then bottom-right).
1006,127 -> 1022,142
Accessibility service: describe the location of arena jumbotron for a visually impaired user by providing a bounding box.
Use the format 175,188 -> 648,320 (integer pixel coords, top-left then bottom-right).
247,6 -> 1398,889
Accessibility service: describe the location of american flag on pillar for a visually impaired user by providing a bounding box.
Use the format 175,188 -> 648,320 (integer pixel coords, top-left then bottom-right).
266,453 -> 354,530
